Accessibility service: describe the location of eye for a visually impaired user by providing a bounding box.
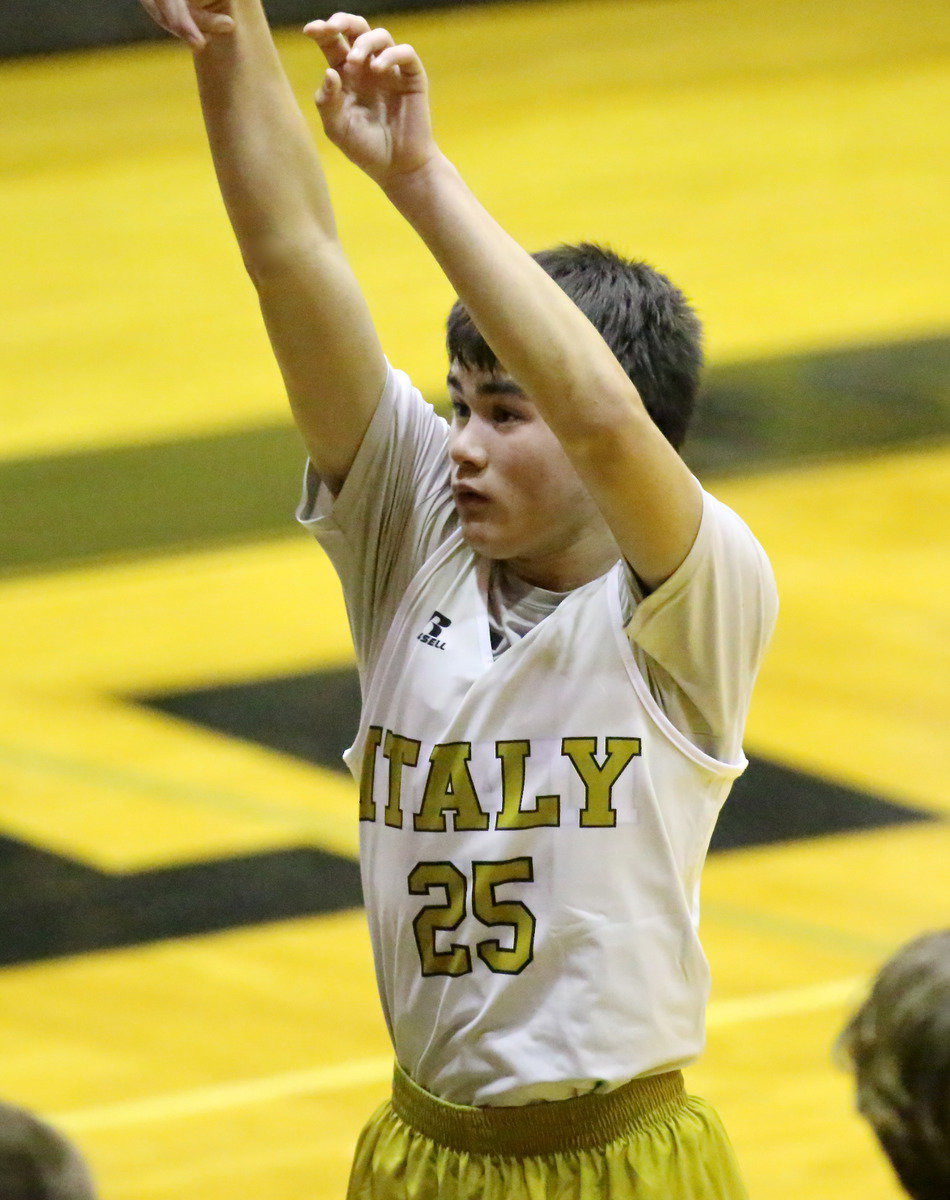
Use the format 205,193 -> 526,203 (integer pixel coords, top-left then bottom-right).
493,406 -> 522,425
450,398 -> 469,419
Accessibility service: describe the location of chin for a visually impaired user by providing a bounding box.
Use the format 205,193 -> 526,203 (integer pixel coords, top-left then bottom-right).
460,526 -> 497,556
459,519 -> 513,560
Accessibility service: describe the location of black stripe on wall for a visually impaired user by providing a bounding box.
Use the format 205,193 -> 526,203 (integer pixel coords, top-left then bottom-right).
141,665 -> 937,854
3,334 -> 948,579
1,0 -> 508,59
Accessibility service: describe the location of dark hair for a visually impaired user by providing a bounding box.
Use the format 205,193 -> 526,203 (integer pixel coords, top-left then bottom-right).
837,930 -> 950,1200
0,1102 -> 96,1200
445,243 -> 703,450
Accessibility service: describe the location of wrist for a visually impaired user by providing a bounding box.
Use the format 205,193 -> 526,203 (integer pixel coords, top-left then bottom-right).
380,150 -> 457,217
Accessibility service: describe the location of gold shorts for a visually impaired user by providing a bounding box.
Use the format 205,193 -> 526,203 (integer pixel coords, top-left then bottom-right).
346,1063 -> 749,1199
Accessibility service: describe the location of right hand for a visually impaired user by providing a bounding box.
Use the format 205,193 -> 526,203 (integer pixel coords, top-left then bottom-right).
305,12 -> 438,189
139,0 -> 235,50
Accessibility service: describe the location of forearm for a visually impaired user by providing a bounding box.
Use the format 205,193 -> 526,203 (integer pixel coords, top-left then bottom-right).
194,0 -> 338,268
383,154 -> 642,441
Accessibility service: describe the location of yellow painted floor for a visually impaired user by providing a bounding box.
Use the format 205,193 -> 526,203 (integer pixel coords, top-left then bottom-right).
0,0 -> 948,1197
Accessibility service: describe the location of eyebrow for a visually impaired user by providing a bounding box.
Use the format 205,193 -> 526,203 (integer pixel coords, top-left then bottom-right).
446,373 -> 526,397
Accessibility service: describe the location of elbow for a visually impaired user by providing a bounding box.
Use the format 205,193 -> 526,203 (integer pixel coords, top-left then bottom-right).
241,232 -> 341,289
559,380 -> 651,456
241,240 -> 307,289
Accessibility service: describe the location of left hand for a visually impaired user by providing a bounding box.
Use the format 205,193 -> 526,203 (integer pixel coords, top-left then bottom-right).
304,13 -> 438,188
138,0 -> 234,50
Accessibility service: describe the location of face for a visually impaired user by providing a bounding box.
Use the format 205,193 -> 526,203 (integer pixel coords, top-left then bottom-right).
447,363 -> 612,586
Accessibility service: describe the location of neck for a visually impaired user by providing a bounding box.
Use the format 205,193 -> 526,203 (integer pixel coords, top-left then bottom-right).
505,527 -> 620,592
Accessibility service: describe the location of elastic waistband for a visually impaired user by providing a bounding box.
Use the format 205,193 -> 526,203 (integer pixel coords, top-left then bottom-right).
391,1063 -> 686,1156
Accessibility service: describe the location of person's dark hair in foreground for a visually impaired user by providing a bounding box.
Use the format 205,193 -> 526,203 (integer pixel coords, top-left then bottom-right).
0,1101 -> 96,1200
838,929 -> 950,1200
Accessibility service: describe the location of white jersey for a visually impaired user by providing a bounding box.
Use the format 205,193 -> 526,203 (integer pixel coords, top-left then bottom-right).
300,363 -> 778,1107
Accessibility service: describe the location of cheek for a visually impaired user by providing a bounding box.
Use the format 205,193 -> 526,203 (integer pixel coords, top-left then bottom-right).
517,444 -> 588,510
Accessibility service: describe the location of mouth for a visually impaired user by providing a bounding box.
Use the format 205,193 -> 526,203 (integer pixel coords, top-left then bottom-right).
452,484 -> 490,511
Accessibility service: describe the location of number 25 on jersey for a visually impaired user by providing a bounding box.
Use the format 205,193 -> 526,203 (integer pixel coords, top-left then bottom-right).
408,857 -> 536,977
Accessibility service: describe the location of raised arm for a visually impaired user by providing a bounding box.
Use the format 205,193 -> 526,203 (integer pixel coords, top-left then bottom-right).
138,1 -> 387,493
308,19 -> 702,588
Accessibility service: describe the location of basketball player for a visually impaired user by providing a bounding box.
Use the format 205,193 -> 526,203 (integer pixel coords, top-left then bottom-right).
838,930 -> 950,1200
137,2 -> 778,1196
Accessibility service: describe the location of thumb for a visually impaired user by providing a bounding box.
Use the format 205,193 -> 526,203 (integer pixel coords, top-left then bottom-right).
315,68 -> 344,121
193,8 -> 235,35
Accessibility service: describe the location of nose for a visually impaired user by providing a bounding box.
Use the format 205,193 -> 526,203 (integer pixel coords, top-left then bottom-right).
449,414 -> 489,471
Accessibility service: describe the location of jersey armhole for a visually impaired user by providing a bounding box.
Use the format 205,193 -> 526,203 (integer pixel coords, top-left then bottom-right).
608,564 -> 746,777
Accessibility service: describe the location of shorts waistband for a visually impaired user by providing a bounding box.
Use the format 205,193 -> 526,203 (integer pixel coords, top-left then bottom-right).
391,1063 -> 686,1156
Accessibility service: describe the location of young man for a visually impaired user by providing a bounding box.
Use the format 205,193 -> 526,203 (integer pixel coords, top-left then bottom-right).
139,3 -> 778,1196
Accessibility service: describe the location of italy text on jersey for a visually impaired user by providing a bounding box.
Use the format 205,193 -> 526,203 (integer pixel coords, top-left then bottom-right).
359,727 -> 642,831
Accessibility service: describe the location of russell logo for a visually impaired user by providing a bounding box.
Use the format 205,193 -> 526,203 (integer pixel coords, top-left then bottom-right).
418,611 -> 452,650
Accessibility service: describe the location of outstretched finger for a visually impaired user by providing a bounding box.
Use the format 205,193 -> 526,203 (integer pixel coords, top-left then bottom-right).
372,43 -> 427,87
304,22 -> 350,69
143,0 -> 206,48
193,7 -> 235,36
348,27 -> 397,66
324,12 -> 372,39
303,13 -> 371,67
